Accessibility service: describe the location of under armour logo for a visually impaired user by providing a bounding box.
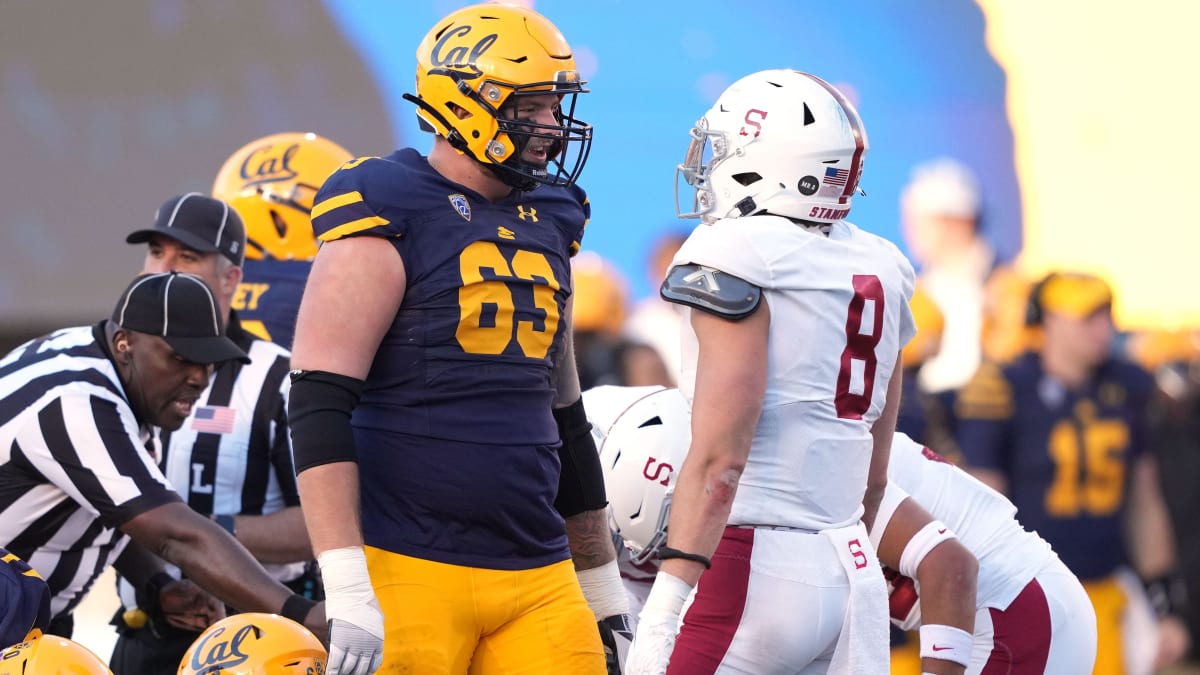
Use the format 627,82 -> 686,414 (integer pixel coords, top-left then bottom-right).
517,205 -> 538,222
682,266 -> 721,292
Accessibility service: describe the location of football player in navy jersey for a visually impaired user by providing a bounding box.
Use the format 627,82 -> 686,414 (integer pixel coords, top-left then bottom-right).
956,272 -> 1190,674
212,132 -> 354,350
286,4 -> 626,674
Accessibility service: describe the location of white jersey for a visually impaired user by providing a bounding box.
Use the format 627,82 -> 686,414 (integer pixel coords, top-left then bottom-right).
881,432 -> 1057,626
672,217 -> 916,530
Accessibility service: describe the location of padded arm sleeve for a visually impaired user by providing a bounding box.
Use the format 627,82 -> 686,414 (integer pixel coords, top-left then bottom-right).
553,398 -> 608,518
288,370 -> 364,474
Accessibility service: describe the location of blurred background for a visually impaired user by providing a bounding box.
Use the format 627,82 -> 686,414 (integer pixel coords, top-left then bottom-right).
9,0 -> 1189,336
5,0 -> 1200,671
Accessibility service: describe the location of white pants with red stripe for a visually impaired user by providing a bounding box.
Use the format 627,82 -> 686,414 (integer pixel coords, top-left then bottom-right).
668,525 -> 881,674
969,557 -> 1097,674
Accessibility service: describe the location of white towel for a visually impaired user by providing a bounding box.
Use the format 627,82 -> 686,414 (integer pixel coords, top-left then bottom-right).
824,522 -> 890,675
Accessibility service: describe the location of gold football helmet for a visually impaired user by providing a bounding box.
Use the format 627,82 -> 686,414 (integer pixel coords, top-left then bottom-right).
0,634 -> 113,675
571,252 -> 629,337
407,2 -> 592,190
901,285 -> 945,369
178,613 -> 326,675
213,132 -> 353,261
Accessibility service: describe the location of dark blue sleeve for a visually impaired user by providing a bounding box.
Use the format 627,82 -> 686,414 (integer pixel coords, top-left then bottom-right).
954,362 -> 1015,473
0,548 -> 50,645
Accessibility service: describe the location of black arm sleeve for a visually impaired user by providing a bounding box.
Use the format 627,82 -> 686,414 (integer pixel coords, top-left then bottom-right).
287,370 -> 364,474
553,397 -> 608,518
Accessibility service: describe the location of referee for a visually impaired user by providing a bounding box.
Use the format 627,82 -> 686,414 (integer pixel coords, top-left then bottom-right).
111,193 -> 316,673
0,272 -> 324,644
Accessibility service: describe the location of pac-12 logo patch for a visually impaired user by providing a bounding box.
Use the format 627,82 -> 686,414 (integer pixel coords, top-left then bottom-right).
449,194 -> 471,221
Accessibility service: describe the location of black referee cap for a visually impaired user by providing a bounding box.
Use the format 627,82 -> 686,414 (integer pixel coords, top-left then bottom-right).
112,272 -> 250,365
126,193 -> 246,266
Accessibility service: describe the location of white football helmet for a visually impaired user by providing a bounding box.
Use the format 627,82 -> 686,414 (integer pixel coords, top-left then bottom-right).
676,69 -> 868,226
597,388 -> 692,564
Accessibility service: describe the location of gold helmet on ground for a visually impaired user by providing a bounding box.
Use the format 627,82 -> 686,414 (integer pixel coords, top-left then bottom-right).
177,613 -> 326,675
0,633 -> 113,675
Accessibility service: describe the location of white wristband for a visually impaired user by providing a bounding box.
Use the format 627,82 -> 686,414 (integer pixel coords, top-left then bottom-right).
643,571 -> 692,618
919,623 -> 973,667
899,520 -> 956,579
318,546 -> 379,626
578,559 -> 631,621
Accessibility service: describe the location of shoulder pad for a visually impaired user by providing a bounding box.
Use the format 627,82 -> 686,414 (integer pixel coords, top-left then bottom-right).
660,263 -> 762,320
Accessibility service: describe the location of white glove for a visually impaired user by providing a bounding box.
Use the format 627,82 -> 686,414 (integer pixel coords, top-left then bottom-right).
319,547 -> 385,675
625,572 -> 691,675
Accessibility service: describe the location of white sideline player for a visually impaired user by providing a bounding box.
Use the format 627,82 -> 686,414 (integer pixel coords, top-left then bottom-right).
622,68 -> 917,675
586,385 -> 1098,675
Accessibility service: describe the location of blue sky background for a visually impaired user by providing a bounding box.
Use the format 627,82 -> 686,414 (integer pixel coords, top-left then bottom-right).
323,0 -> 1020,299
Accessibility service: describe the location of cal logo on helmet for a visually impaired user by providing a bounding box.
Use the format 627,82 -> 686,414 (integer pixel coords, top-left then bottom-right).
213,132 -> 354,261
179,613 -> 327,675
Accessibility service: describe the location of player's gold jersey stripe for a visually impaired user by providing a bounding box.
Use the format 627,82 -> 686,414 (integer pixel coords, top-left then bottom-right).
319,215 -> 392,241
311,191 -> 364,219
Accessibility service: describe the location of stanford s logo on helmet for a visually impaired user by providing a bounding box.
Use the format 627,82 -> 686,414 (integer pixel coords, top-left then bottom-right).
676,69 -> 869,227
593,387 -> 693,565
406,2 -> 593,192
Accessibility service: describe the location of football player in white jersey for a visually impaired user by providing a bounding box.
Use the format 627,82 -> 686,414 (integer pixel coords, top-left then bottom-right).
623,69 -> 917,675
873,434 -> 1097,673
590,385 -> 1097,675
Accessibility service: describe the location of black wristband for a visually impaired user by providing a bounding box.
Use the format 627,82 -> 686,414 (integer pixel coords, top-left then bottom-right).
656,546 -> 712,569
214,514 -> 237,538
281,593 -> 317,624
552,398 -> 608,518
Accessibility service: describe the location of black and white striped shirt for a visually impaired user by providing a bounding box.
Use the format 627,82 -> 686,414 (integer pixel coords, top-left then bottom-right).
0,324 -> 180,620
159,314 -> 296,519
117,314 -> 300,610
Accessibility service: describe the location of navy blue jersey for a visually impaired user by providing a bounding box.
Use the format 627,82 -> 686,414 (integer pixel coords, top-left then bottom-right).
310,148 -> 588,568
1,547 -> 50,647
955,352 -> 1155,580
234,259 -> 312,350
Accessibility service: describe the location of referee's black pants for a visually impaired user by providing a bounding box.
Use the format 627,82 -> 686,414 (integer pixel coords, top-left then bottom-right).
109,615 -> 199,675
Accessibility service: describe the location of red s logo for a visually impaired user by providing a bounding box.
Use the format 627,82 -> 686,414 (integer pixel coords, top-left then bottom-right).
740,109 -> 767,137
847,538 -> 869,570
642,457 -> 674,486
